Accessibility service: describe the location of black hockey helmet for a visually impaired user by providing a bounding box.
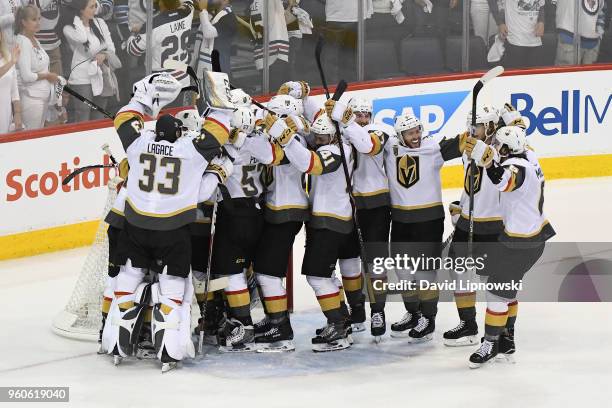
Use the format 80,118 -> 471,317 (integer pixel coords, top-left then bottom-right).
155,114 -> 183,143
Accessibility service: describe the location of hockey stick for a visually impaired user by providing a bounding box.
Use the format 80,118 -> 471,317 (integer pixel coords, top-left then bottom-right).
314,36 -> 378,307
62,144 -> 119,185
468,66 -> 504,254
63,85 -> 115,120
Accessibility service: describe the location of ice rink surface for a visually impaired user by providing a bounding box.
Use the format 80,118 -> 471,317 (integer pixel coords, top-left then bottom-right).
1,177 -> 611,408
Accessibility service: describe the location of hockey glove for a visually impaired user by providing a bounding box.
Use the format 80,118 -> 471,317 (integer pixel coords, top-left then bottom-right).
205,156 -> 234,184
466,137 -> 494,167
448,200 -> 461,226
325,99 -> 354,128
277,81 -> 310,99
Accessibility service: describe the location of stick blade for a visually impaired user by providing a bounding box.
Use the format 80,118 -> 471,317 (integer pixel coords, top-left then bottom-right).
480,65 -> 504,84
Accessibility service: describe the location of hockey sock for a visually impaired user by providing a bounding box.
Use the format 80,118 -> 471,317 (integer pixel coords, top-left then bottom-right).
505,300 -> 518,332
308,276 -> 344,324
396,267 -> 419,312
224,273 -> 252,326
256,273 -> 288,322
340,258 -> 365,308
370,273 -> 387,312
418,288 -> 439,317
454,291 -> 477,321
484,293 -> 509,340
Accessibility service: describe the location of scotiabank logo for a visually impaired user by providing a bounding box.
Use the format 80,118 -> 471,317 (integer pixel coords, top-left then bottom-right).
5,154 -> 117,202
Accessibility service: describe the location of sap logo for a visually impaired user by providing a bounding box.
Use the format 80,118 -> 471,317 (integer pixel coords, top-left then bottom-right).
512,90 -> 612,136
373,91 -> 470,134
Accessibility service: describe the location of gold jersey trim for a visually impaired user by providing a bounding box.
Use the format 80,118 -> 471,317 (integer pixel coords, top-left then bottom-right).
391,201 -> 443,211
353,188 -> 390,197
126,198 -> 197,218
505,220 -> 551,238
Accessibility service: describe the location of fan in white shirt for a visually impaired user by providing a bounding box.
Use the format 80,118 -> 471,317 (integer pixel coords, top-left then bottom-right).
0,31 -> 23,133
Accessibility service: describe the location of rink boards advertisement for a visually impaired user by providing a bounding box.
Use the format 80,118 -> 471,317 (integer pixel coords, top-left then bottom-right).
1,66 -> 611,259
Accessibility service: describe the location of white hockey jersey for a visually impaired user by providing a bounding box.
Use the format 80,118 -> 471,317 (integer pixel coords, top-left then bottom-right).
457,153 -> 504,235
352,122 -> 393,209
126,0 -> 194,85
105,185 -> 127,228
283,137 -> 354,234
487,151 -> 555,242
385,133 -> 464,223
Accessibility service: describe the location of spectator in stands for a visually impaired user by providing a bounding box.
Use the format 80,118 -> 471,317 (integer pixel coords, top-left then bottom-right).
15,4 -> 58,130
488,0 -> 546,68
368,0 -> 408,41
1,0 -> 27,51
323,0 -> 373,83
0,30 -> 23,133
30,1 -> 62,76
471,0 -> 497,45
250,0 -> 290,91
284,0 -> 313,81
63,0 -> 118,122
554,0 -> 607,65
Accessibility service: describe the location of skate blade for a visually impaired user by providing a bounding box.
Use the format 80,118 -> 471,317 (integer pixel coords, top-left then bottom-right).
496,353 -> 516,364
373,335 -> 383,344
312,338 -> 351,352
443,336 -> 478,347
218,343 -> 257,353
161,362 -> 177,373
469,359 -> 494,369
97,345 -> 106,355
407,333 -> 434,343
351,323 -> 366,332
113,355 -> 123,366
347,334 -> 354,345
256,340 -> 296,353
390,330 -> 412,339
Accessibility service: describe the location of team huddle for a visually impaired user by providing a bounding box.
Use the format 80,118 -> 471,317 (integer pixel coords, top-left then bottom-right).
96,70 -> 555,372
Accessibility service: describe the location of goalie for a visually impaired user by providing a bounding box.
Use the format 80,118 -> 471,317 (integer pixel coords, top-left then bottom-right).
100,71 -> 234,372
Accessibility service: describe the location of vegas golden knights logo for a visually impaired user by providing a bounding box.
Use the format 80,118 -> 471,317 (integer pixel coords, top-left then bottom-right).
464,163 -> 483,195
396,155 -> 419,188
261,165 -> 274,188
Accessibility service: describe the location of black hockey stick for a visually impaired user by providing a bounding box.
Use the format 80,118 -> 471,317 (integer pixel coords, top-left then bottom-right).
62,143 -> 119,185
63,85 -> 115,120
468,66 -> 504,254
315,35 -> 378,307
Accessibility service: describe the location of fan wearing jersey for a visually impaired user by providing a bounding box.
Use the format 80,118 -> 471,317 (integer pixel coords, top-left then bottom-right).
443,106 -> 504,347
346,96 -> 393,339
385,113 -> 468,343
126,0 -> 204,87
465,125 -> 555,368
100,72 -> 233,372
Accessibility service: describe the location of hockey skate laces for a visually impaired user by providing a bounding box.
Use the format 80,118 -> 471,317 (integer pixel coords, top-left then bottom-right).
449,320 -> 466,333
371,312 -> 384,327
476,340 -> 494,357
397,311 -> 413,325
414,316 -> 429,332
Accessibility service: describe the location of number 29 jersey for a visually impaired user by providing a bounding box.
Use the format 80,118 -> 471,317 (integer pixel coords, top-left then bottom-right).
125,130 -> 208,231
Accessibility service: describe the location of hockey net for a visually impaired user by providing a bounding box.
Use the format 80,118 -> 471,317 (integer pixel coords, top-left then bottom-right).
51,177 -> 121,341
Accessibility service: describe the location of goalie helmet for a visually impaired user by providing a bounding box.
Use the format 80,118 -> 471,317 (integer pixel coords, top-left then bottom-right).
349,97 -> 373,114
230,88 -> 252,107
267,95 -> 304,117
311,110 -> 336,136
175,109 -> 202,137
231,107 -> 256,134
493,126 -> 527,156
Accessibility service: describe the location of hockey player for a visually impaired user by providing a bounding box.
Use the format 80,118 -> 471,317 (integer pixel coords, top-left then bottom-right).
265,99 -> 376,352
101,72 -> 234,372
209,104 -> 277,352
443,106 -> 504,347
385,113 -> 468,342
465,125 -> 555,368
251,94 -> 311,352
347,96 -> 394,339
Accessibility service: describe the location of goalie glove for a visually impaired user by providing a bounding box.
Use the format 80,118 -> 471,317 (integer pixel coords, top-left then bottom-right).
205,156 -> 234,184
449,200 -> 461,226
132,72 -> 182,118
267,114 -> 296,146
277,81 -> 310,99
325,99 -> 354,128
465,137 -> 494,167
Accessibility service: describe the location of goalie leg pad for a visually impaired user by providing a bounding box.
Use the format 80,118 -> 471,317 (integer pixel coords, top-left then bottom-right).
151,275 -> 195,363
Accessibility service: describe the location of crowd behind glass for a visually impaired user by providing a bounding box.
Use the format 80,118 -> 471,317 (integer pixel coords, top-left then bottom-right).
0,0 -> 609,135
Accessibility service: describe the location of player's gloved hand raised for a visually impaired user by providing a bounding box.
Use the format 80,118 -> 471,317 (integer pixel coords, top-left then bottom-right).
229,128 -> 247,149
266,115 -> 296,146
132,72 -> 182,118
205,156 -> 234,184
448,200 -> 461,226
325,99 -> 354,128
466,137 -> 494,167
277,81 -> 310,99
285,115 -> 310,135
499,103 -> 526,128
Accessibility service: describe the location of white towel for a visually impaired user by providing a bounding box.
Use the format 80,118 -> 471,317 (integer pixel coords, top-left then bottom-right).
487,34 -> 505,63
88,61 -> 104,96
